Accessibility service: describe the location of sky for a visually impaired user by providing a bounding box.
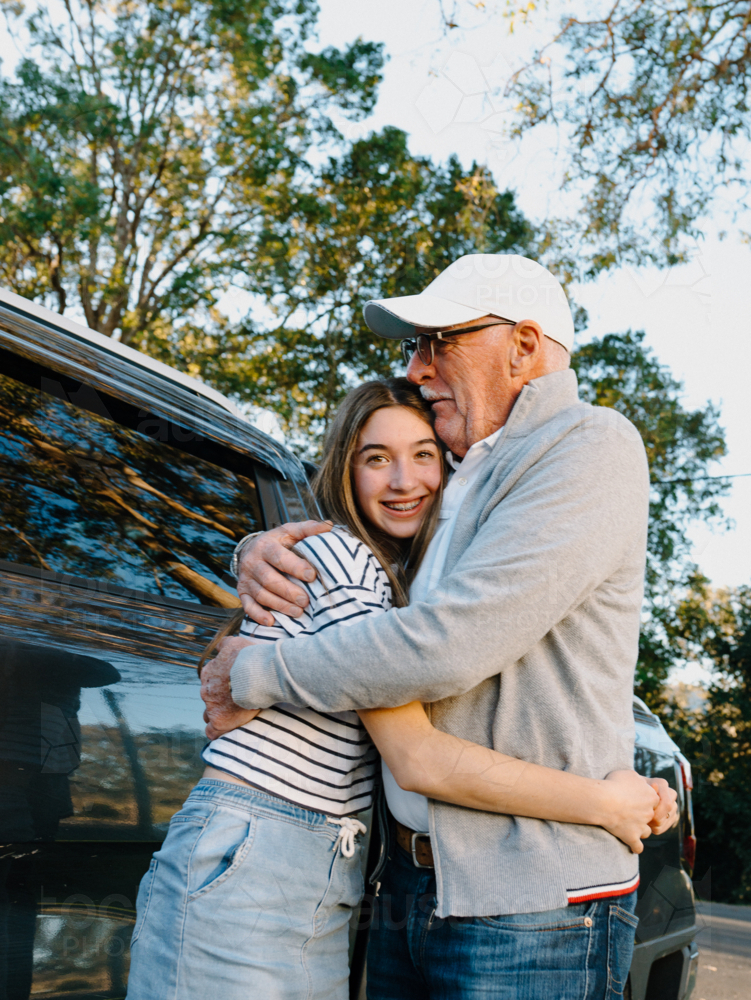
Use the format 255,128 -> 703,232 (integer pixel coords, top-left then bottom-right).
313,0 -> 751,596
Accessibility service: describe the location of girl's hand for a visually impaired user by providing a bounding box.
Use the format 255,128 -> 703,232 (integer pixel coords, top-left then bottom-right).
601,770 -> 661,853
645,777 -> 679,835
601,771 -> 679,853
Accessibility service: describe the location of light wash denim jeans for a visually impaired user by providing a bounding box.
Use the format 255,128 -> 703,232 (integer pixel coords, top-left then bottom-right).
366,844 -> 639,1000
126,778 -> 366,1000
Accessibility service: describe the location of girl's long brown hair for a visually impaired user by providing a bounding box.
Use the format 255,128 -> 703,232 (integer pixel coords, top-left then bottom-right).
198,378 -> 445,673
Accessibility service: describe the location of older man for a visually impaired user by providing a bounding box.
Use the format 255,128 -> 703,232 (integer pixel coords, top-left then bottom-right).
202,255 -> 655,999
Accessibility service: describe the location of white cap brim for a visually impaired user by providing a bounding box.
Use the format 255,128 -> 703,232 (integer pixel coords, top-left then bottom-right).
363,294 -> 490,339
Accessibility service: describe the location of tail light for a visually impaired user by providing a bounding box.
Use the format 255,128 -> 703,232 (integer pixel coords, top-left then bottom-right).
683,833 -> 697,873
679,759 -> 693,790
678,755 -> 696,875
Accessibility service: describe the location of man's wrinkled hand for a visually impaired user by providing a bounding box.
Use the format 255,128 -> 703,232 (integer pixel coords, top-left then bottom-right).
236,520 -> 332,626
200,636 -> 260,740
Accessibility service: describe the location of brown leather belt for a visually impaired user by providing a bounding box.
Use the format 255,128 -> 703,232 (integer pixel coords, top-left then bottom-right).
395,819 -> 434,868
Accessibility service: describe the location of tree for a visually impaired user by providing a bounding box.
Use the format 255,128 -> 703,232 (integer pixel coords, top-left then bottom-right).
0,0 -> 383,342
507,0 -> 751,271
664,581 -> 751,902
155,128 -> 535,449
0,5 -> 731,659
0,0 -> 537,449
572,330 -> 729,705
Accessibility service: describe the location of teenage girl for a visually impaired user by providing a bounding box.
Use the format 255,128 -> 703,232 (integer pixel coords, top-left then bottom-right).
125,378 -> 669,1000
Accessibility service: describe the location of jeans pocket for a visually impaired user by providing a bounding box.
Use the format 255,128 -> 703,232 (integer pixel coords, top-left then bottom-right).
187,809 -> 257,901
478,909 -> 593,932
606,904 -> 639,996
338,844 -> 366,911
611,905 -> 639,929
310,834 -> 366,945
130,857 -> 159,947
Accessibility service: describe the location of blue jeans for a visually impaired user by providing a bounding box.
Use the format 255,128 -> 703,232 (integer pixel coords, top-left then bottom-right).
366,845 -> 638,1000
126,779 -> 366,1000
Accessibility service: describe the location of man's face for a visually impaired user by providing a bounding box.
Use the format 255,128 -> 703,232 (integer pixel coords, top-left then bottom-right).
405,322 -> 518,457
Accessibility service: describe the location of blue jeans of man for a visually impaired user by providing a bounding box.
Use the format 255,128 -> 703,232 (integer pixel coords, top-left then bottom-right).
366,845 -> 638,1000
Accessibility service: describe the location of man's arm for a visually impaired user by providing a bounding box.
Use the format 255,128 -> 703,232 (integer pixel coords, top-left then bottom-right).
224,412 -> 649,716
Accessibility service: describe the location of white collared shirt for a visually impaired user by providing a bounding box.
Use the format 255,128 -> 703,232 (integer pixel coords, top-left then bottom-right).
382,426 -> 504,832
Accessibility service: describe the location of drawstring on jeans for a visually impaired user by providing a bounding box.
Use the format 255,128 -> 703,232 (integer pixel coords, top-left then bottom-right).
326,816 -> 367,858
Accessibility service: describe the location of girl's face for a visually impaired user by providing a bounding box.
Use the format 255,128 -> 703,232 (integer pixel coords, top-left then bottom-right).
353,406 -> 442,539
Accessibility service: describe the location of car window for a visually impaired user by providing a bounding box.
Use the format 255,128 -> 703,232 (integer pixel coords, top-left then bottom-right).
633,743 -> 695,942
634,745 -> 677,789
0,369 -> 263,605
278,475 -> 321,522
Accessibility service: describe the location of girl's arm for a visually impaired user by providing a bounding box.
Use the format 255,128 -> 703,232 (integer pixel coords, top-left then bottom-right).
359,702 -> 677,854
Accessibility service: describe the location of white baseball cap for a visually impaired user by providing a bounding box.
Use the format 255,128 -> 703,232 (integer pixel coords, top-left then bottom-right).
363,253 -> 575,352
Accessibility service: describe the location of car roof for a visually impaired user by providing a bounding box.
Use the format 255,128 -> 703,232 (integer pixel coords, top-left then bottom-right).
0,287 -> 237,415
633,695 -> 681,756
0,285 -> 314,484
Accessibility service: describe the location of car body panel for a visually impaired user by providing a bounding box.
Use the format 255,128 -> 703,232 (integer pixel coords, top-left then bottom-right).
630,701 -> 697,999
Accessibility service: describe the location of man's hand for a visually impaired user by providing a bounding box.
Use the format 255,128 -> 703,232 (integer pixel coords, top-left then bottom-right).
200,636 -> 261,739
237,520 -> 332,625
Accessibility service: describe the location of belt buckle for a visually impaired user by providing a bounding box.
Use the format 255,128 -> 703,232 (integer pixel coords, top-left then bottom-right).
410,832 -> 433,869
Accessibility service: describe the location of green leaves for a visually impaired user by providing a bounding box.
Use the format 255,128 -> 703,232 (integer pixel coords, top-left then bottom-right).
574,329 -> 727,583
178,127 -> 535,452
0,1 -> 538,455
572,330 -> 729,703
664,582 -> 751,900
301,40 -> 385,116
509,1 -> 751,269
0,0 -> 384,343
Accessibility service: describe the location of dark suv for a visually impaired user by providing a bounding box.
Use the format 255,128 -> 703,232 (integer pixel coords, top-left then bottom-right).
0,291 -> 697,999
629,698 -> 698,1000
0,288 -> 317,998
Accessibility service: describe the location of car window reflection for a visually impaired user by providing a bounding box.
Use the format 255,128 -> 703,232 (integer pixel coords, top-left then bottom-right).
67,661 -> 206,840
0,640 -> 120,842
0,622 -> 207,1000
0,371 -> 261,605
0,640 -> 206,844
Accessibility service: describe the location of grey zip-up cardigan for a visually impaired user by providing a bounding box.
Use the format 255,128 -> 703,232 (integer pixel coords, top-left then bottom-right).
231,369 -> 650,917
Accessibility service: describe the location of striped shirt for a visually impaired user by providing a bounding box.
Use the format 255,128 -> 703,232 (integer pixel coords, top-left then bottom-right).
202,526 -> 389,816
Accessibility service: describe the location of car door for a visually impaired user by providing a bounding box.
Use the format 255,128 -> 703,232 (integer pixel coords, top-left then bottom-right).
0,348 -> 307,998
633,724 -> 695,945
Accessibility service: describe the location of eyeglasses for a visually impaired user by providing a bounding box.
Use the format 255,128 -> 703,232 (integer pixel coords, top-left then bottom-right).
400,318 -> 516,367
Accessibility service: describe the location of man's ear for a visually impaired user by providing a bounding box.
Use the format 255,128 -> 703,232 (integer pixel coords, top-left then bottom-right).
509,319 -> 544,376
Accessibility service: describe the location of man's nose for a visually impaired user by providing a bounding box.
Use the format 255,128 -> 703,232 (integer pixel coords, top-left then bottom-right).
406,351 -> 436,384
